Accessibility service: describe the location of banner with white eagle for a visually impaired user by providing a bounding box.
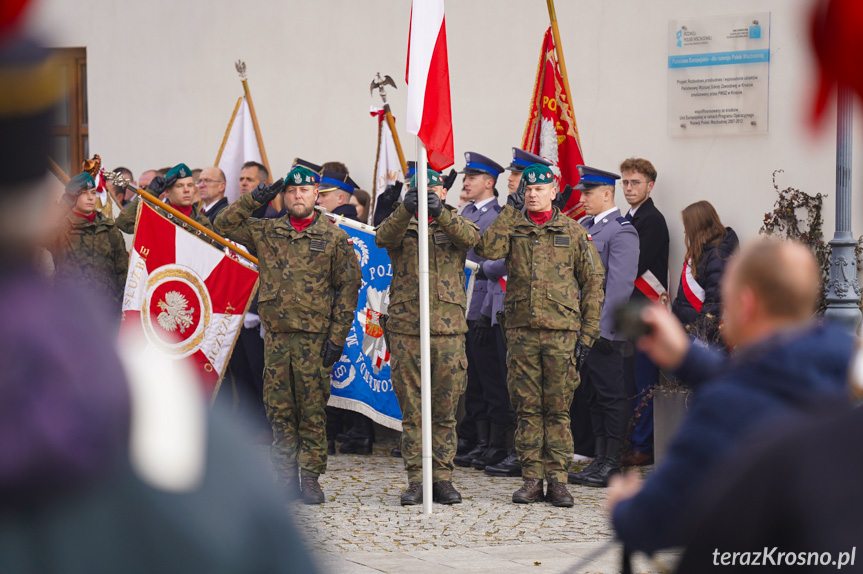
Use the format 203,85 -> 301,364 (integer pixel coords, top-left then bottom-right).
120,203 -> 259,396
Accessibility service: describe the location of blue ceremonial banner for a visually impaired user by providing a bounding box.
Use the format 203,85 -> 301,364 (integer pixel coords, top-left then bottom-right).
326,214 -> 477,431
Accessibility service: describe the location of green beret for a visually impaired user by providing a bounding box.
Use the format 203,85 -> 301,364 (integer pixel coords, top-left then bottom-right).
409,169 -> 443,189
66,173 -> 95,194
521,163 -> 554,185
285,165 -> 320,186
166,163 -> 193,181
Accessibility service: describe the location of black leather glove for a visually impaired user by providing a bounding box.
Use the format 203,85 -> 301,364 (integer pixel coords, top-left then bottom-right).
475,264 -> 487,281
575,340 -> 591,371
473,314 -> 493,346
147,175 -> 168,195
402,187 -> 419,214
321,339 -> 344,368
507,177 -> 526,211
373,182 -> 402,226
593,337 -> 614,355
553,184 -> 573,211
443,169 -> 458,191
428,188 -> 444,218
251,178 -> 285,205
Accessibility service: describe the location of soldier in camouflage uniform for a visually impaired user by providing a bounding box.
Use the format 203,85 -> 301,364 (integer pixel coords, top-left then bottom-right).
376,169 -> 480,506
46,173 -> 129,315
116,163 -> 212,234
214,165 -> 361,505
475,163 -> 604,507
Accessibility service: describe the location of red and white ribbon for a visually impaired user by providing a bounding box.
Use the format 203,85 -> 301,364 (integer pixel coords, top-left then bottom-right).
681,259 -> 705,312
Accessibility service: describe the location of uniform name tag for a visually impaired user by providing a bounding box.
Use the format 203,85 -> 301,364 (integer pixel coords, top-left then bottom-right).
553,235 -> 570,247
309,239 -> 327,252
433,232 -> 450,245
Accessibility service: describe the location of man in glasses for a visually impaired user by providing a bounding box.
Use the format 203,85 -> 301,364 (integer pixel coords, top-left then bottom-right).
197,166 -> 228,223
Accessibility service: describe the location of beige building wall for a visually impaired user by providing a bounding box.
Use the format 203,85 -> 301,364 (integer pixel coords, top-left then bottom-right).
27,0 -> 862,292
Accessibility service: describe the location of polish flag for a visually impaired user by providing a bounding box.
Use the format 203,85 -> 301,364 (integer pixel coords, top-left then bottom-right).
120,202 -> 259,397
405,0 -> 454,171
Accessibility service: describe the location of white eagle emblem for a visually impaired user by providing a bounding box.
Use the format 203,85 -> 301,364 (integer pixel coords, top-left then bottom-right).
528,171 -> 537,183
156,291 -> 196,334
294,172 -> 303,184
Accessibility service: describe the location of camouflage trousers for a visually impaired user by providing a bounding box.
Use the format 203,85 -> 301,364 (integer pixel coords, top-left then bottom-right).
263,330 -> 330,479
389,333 -> 468,483
505,327 -> 580,483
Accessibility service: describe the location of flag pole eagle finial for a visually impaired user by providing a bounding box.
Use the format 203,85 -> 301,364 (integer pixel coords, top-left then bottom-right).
235,60 -> 247,80
370,72 -> 397,104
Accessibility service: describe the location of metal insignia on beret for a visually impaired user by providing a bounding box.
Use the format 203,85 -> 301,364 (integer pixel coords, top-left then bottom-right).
294,172 -> 303,184
180,167 -> 187,177
528,172 -> 537,183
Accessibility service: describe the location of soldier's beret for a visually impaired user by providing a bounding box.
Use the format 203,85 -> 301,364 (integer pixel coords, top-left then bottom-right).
285,165 -> 320,186
165,163 -> 193,181
521,163 -> 555,185
409,169 -> 443,189
66,172 -> 95,194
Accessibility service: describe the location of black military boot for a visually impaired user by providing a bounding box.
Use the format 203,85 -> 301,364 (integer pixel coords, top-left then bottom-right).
400,482 -> 423,505
432,481 -> 462,504
327,438 -> 336,455
484,448 -> 521,477
512,478 -> 544,503
340,415 -> 374,454
581,438 -> 623,488
568,436 -> 606,485
472,422 -> 509,470
300,476 -> 325,505
546,481 -> 575,507
456,436 -> 474,456
390,444 -> 402,458
454,421 -> 488,467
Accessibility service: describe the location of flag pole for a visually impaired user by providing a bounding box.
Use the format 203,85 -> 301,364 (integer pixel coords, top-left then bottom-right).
214,96 -> 243,166
236,61 -> 273,183
546,0 -> 575,118
48,157 -> 70,184
385,104 -> 410,176
416,139 -> 433,516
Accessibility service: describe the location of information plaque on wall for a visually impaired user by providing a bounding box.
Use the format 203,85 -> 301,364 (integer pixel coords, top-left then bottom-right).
668,13 -> 771,136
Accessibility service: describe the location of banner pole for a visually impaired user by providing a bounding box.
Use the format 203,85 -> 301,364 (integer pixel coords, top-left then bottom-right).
214,96 -> 243,166
241,78 -> 273,184
546,0 -> 575,123
385,104 -> 410,176
417,139 -> 433,516
48,157 -> 70,184
106,172 -> 259,266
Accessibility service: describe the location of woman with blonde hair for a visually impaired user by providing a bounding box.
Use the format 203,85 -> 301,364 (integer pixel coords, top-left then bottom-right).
671,200 -> 738,342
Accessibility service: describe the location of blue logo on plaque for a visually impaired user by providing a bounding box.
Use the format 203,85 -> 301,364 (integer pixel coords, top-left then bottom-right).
676,28 -> 683,47
749,25 -> 761,39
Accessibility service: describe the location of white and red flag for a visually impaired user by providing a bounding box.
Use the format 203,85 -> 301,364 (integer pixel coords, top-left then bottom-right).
120,203 -> 259,396
216,96 -> 265,204
405,0 -> 454,171
522,27 -> 587,220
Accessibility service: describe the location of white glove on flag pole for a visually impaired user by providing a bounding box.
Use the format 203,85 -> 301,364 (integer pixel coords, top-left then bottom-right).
406,0 -> 454,516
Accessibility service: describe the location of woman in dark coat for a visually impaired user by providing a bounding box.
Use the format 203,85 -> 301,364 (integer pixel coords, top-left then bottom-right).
672,200 -> 739,342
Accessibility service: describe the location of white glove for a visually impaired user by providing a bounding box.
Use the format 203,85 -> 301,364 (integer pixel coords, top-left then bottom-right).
243,312 -> 261,330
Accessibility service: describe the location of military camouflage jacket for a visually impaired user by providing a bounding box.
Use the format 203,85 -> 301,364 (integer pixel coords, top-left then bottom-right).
47,211 -> 129,309
375,204 -> 480,336
474,205 -> 604,345
115,196 -> 213,235
214,194 -> 361,345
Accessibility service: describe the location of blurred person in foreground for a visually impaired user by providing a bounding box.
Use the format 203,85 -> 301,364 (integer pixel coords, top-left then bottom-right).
0,32 -> 316,574
605,239 -> 855,554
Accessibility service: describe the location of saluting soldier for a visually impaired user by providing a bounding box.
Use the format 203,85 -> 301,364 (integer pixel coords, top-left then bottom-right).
376,169 -> 480,506
47,172 -> 129,313
214,165 -> 361,505
474,163 -> 604,507
116,163 -> 212,234
567,165 -> 639,488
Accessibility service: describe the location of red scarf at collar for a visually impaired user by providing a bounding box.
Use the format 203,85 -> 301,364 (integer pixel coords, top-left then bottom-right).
528,209 -> 553,226
174,204 -> 194,217
74,212 -> 96,223
290,216 -> 314,232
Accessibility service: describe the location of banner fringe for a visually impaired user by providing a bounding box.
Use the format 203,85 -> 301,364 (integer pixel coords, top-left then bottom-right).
327,395 -> 403,431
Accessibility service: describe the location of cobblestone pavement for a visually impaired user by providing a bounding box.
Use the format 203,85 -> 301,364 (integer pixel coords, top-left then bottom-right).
287,442 -> 675,573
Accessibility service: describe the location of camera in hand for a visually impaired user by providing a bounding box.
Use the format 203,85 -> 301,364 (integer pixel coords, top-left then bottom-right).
613,299 -> 654,340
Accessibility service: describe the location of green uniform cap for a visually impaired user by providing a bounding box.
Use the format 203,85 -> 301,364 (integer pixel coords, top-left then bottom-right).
521,163 -> 554,185
285,165 -> 320,186
166,163 -> 192,181
409,169 -> 443,189
66,172 -> 95,194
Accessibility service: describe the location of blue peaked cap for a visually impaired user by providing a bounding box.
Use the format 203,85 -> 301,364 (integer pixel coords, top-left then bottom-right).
508,148 -> 552,172
459,151 -> 504,178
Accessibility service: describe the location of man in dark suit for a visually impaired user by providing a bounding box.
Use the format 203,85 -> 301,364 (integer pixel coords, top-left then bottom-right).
452,151 -> 510,471
198,167 -> 229,223
619,158 -> 669,467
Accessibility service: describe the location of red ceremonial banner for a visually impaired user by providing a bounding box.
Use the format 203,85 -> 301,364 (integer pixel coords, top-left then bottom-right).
522,27 -> 587,221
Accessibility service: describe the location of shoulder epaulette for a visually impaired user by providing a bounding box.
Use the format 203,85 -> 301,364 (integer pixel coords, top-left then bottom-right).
616,216 -> 630,225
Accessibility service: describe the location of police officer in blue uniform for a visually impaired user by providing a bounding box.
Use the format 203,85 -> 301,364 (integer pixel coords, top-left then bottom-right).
482,148 -> 553,478
567,165 -> 639,488
452,152 -> 511,470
